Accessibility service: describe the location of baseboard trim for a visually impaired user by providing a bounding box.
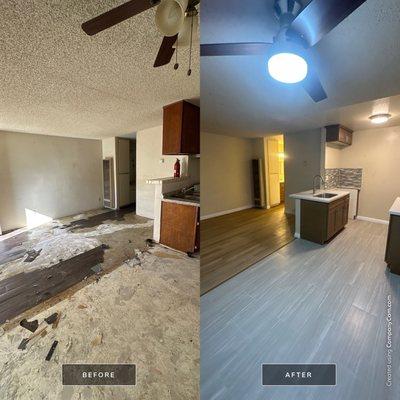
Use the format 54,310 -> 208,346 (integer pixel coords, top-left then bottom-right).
136,210 -> 154,220
201,205 -> 254,220
356,215 -> 389,225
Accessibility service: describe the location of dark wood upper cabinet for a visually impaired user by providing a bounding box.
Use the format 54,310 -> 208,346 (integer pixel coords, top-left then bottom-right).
162,100 -> 200,155
326,124 -> 353,147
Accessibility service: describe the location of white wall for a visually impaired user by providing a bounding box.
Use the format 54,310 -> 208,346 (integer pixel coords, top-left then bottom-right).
325,125 -> 400,221
136,125 -> 199,219
0,131 -> 103,232
201,132 -> 254,218
284,128 -> 324,214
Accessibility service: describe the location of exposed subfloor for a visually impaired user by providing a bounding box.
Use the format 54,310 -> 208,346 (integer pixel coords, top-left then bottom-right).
0,208 -> 199,399
201,204 -> 294,294
201,220 -> 400,400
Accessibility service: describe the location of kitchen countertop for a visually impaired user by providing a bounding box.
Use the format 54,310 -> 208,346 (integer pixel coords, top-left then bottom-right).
146,176 -> 190,185
162,197 -> 200,207
290,189 -> 351,203
389,197 -> 400,216
328,186 -> 361,191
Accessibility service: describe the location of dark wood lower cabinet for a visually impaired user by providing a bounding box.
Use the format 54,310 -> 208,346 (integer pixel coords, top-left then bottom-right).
385,214 -> 400,275
160,201 -> 200,253
301,195 -> 350,244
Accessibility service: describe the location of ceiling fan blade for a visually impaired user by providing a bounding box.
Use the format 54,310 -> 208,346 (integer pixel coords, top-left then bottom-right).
201,42 -> 272,57
82,0 -> 157,36
301,68 -> 327,102
154,35 -> 178,67
288,0 -> 367,47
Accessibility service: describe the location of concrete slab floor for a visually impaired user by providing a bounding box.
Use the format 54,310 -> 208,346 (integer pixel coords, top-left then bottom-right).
0,209 -> 200,399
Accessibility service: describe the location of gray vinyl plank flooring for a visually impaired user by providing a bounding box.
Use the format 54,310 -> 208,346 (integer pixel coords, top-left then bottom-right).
201,220 -> 400,400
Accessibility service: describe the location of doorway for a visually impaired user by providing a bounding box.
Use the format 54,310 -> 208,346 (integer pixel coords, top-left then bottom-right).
265,134 -> 285,207
116,137 -> 136,209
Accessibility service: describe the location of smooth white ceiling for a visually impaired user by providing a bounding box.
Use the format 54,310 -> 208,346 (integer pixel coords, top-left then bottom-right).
0,0 -> 199,139
201,0 -> 400,137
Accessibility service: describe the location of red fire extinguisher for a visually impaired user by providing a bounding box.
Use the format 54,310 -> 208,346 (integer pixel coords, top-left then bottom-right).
174,158 -> 181,178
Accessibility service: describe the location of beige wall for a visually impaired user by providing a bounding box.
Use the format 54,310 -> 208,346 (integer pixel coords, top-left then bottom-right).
0,131 -> 103,232
284,128 -> 324,214
136,125 -> 199,219
325,145 -> 342,168
325,125 -> 400,221
201,132 -> 254,218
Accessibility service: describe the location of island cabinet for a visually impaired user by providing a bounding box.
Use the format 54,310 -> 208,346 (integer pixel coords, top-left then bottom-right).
160,201 -> 200,253
301,195 -> 350,244
162,100 -> 200,155
385,214 -> 400,275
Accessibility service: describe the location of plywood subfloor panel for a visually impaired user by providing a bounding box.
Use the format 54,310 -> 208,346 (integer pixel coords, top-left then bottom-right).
200,205 -> 294,294
201,220 -> 400,400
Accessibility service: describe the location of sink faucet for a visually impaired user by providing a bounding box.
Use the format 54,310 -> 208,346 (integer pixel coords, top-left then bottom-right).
313,175 -> 325,195
182,185 -> 195,194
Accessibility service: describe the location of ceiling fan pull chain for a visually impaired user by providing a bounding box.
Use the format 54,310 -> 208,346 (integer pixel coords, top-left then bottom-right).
174,41 -> 179,70
187,13 -> 194,76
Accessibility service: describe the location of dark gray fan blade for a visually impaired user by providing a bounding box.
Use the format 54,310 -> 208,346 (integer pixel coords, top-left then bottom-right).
154,35 -> 178,67
288,0 -> 367,47
82,0 -> 158,36
302,67 -> 327,102
201,43 -> 272,57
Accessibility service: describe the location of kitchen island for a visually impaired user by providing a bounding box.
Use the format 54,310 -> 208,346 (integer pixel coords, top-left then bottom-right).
290,189 -> 350,244
385,197 -> 400,275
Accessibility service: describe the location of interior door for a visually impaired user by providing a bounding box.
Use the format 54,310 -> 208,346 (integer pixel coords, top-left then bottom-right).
267,139 -> 281,207
117,138 -> 131,207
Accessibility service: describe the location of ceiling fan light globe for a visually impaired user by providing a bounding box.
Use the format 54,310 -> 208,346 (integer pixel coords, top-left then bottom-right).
155,0 -> 188,37
174,14 -> 198,48
268,52 -> 308,84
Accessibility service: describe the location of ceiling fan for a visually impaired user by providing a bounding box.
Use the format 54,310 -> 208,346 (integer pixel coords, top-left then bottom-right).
201,0 -> 367,102
82,0 -> 199,71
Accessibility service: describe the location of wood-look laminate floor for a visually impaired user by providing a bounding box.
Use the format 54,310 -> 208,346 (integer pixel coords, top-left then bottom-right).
201,220 -> 400,400
200,204 -> 295,294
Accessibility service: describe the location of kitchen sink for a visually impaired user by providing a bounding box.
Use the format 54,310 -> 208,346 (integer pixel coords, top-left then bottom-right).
175,194 -> 200,201
314,193 -> 337,199
165,192 -> 200,203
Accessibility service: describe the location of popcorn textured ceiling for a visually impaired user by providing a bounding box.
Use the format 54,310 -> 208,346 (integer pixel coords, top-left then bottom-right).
0,0 -> 199,139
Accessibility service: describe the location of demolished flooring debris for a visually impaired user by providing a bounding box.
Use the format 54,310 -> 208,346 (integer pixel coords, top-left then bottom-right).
0,247 -> 199,399
44,313 -> 59,325
0,247 -> 104,324
19,319 -> 38,333
0,207 -> 153,324
24,249 -> 42,263
0,207 -> 199,399
45,340 -> 58,361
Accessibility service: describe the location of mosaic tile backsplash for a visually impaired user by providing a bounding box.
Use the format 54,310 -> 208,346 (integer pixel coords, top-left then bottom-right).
325,168 -> 362,189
